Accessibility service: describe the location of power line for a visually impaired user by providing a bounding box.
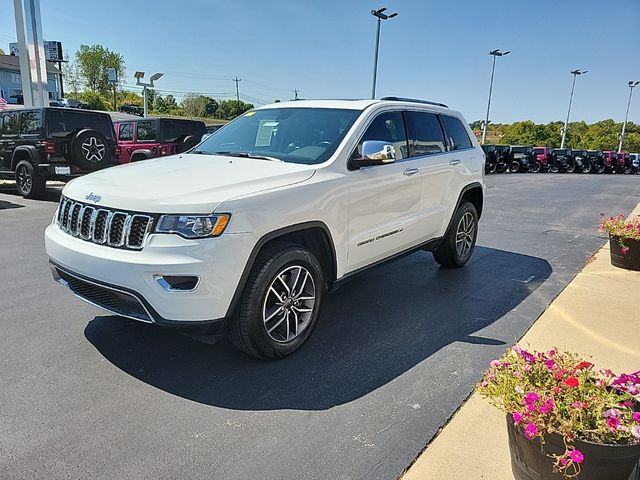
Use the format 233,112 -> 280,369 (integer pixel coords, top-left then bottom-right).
232,77 -> 241,104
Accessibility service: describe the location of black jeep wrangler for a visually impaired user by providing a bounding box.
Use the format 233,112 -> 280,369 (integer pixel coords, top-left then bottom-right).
549,148 -> 575,173
482,144 -> 511,174
0,107 -> 117,198
570,150 -> 592,173
508,146 -> 535,173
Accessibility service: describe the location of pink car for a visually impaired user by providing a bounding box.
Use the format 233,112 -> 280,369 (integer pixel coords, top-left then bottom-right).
532,147 -> 552,172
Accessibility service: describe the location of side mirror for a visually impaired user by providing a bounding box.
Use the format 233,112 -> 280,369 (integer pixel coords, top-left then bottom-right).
351,140 -> 396,168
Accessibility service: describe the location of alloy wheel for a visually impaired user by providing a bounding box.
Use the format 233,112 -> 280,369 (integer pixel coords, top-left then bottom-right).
455,212 -> 475,259
262,265 -> 316,343
81,137 -> 105,163
16,164 -> 32,193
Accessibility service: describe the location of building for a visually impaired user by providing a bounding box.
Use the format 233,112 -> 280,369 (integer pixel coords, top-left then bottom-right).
0,54 -> 61,104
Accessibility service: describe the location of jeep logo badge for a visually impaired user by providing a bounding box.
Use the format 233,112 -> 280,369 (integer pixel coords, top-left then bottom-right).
85,192 -> 102,203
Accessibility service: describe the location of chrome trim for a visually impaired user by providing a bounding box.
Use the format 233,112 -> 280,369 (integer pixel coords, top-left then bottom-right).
126,214 -> 153,249
153,274 -> 201,292
50,263 -> 154,324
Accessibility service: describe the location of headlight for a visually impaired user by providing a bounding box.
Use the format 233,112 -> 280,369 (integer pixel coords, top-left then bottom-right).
155,214 -> 231,239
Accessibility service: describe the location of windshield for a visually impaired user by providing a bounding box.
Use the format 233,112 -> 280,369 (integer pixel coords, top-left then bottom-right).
195,107 -> 361,164
511,147 -> 530,153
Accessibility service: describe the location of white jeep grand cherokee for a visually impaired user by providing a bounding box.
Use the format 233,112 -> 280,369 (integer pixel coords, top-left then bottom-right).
45,97 -> 485,359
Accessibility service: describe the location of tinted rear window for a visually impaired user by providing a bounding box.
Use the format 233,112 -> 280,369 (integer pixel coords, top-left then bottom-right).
162,120 -> 205,142
440,115 -> 472,150
2,112 -> 20,135
21,111 -> 42,135
407,111 -> 446,156
46,110 -> 114,139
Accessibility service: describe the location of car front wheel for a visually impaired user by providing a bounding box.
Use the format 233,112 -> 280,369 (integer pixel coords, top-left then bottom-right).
228,243 -> 325,359
15,160 -> 46,199
433,201 -> 478,269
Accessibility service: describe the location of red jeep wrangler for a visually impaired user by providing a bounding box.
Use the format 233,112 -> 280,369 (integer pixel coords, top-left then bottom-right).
532,146 -> 553,172
113,117 -> 205,163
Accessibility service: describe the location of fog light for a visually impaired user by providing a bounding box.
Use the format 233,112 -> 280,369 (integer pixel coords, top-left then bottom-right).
154,275 -> 199,292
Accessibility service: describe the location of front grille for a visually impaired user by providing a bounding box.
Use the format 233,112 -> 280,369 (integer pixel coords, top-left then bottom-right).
56,196 -> 153,250
55,266 -> 152,322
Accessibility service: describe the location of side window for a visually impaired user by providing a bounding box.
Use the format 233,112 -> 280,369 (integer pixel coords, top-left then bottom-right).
119,123 -> 133,141
21,111 -> 42,136
2,113 -> 20,136
136,121 -> 156,142
352,111 -> 408,161
407,111 -> 446,156
440,115 -> 473,151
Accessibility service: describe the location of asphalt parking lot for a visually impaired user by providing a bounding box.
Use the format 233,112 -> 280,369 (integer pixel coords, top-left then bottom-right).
1,174 -> 640,480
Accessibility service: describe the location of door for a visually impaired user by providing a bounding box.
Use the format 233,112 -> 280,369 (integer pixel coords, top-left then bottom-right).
346,110 -> 423,273
0,112 -> 20,169
134,120 -> 158,159
117,122 -> 134,163
404,110 -> 451,239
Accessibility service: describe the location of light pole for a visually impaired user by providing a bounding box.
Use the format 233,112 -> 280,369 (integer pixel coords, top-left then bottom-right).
560,69 -> 587,149
618,80 -> 639,153
135,71 -> 163,117
481,49 -> 510,144
371,7 -> 397,99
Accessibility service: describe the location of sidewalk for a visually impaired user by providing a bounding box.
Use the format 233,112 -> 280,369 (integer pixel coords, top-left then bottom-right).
402,205 -> 640,480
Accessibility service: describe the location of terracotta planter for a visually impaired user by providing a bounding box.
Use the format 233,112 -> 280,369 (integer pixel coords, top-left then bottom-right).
610,236 -> 640,271
506,416 -> 640,479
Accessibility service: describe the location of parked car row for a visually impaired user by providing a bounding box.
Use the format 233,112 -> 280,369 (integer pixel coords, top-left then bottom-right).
0,106 -> 207,198
482,145 -> 640,175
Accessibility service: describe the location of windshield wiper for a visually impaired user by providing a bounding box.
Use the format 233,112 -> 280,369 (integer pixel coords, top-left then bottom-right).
212,151 -> 282,162
190,150 -> 212,155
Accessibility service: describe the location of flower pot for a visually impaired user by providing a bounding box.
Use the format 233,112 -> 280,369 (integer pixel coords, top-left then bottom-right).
610,236 -> 640,271
506,416 -> 640,479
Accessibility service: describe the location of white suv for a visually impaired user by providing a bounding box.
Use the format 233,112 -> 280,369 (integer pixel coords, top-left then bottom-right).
45,98 -> 485,359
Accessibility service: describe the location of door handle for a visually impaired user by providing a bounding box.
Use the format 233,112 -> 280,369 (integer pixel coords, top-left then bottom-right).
449,159 -> 460,165
403,168 -> 419,176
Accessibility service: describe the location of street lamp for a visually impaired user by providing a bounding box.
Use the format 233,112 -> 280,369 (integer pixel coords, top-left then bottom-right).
370,7 -> 398,99
560,69 -> 587,149
135,71 -> 164,117
618,80 -> 640,153
481,49 -> 510,145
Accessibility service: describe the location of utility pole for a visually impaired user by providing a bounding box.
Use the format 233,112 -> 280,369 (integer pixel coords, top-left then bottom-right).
618,80 -> 639,153
293,89 -> 299,100
560,69 -> 587,149
370,7 -> 398,99
233,77 -> 241,104
482,49 -> 510,144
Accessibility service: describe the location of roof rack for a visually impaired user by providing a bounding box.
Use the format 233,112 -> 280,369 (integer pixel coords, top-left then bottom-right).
380,96 -> 448,108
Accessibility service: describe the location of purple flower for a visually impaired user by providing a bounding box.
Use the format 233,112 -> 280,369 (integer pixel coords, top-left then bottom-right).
603,408 -> 620,418
633,412 -> 640,423
490,359 -> 501,367
524,423 -> 538,440
524,392 -> 539,405
544,359 -> 556,370
512,345 -> 536,363
569,449 -> 584,464
512,412 -> 523,425
607,416 -> 621,431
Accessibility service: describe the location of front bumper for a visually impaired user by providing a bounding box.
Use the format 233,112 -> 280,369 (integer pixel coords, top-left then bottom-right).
45,224 -> 256,324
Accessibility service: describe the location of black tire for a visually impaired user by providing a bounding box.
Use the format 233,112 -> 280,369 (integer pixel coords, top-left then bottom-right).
509,161 -> 520,173
70,129 -> 112,171
228,243 -> 326,360
582,162 -> 592,174
624,166 -> 632,175
549,163 -> 559,173
178,135 -> 199,153
566,162 -> 576,173
15,160 -> 46,199
433,202 -> 478,269
597,164 -> 605,174
487,163 -> 497,174
530,161 -> 542,173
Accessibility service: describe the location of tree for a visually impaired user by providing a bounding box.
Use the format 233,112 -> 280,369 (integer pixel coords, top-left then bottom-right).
75,44 -> 125,96
0,48 -> 5,55
66,91 -> 110,110
216,100 -> 254,120
181,93 -> 219,118
117,91 -> 143,109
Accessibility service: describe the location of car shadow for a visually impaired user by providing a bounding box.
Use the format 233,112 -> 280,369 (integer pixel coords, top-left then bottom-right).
0,184 -> 62,203
0,199 -> 25,210
84,246 -> 552,411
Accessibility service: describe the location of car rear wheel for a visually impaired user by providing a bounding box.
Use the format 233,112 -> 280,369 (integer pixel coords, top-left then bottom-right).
597,164 -> 606,174
433,202 -> 478,269
178,135 -> 199,153
566,162 -> 576,173
15,160 -> 46,199
70,129 -> 112,171
509,161 -> 520,173
582,162 -> 592,174
549,164 -> 559,173
530,161 -> 542,173
228,243 -> 325,360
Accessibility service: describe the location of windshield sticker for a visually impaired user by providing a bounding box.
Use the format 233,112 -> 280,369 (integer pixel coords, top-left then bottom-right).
244,111 -> 256,117
255,120 -> 279,147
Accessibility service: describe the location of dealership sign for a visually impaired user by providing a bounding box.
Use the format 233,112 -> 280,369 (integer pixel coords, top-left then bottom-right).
9,41 -> 63,62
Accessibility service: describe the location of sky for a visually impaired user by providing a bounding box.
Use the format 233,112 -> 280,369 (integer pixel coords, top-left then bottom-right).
1,0 -> 639,124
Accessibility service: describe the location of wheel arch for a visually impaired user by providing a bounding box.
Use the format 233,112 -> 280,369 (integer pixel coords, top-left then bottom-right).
225,221 -> 338,319
130,149 -> 152,162
11,146 -> 39,170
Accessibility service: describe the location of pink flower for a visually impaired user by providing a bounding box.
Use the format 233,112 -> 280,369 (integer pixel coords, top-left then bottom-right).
538,398 -> 555,415
512,412 -> 523,425
564,377 -> 579,388
571,401 -> 588,410
632,426 -> 640,439
603,408 -> 620,418
633,412 -> 640,423
512,345 -> 536,363
544,359 -> 556,370
569,449 -> 584,464
524,423 -> 538,440
560,457 -> 568,466
490,359 -> 501,367
524,392 -> 539,405
621,246 -> 630,256
607,416 -> 621,431
548,349 -> 556,357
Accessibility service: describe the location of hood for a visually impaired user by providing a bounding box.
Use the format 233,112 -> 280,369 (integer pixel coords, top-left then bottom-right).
63,153 -> 316,214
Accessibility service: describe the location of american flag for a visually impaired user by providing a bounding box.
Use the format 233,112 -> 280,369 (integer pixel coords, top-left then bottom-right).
0,97 -> 7,111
